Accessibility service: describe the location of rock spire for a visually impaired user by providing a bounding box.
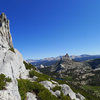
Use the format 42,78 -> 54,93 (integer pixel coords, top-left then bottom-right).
0,13 -> 13,49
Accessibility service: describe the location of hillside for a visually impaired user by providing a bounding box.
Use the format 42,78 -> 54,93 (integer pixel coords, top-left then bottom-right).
70,54 -> 100,62
39,54 -> 100,100
0,13 -> 87,100
85,58 -> 100,69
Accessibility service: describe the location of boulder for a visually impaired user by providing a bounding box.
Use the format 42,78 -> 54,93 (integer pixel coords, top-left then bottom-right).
0,90 -> 20,100
60,84 -> 79,100
27,92 -> 37,100
33,76 -> 38,81
40,81 -> 55,90
76,93 -> 85,100
55,90 -> 61,97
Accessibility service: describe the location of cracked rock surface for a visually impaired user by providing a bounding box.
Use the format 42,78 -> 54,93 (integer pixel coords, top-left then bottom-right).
0,13 -> 28,100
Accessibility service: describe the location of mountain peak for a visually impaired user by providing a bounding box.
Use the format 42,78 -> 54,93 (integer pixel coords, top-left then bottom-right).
0,13 -> 13,49
65,53 -> 70,58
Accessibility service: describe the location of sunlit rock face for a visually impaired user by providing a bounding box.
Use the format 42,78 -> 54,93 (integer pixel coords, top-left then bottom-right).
0,13 -> 13,49
0,13 -> 28,100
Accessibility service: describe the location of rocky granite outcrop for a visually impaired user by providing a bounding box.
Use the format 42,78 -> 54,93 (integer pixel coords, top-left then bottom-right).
0,13 -> 13,49
40,80 -> 85,100
0,13 -> 28,100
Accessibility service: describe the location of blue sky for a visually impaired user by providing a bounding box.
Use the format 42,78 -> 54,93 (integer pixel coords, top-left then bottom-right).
0,0 -> 100,59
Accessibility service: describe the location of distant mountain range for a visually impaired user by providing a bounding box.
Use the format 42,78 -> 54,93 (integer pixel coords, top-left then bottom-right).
27,56 -> 62,67
27,54 -> 100,68
70,54 -> 100,62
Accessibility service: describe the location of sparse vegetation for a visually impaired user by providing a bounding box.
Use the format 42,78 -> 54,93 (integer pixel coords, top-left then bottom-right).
52,86 -> 61,92
82,85 -> 100,97
5,77 -> 12,82
9,47 -> 15,53
60,92 -> 71,100
0,74 -> 11,90
18,79 -> 58,100
63,76 -> 73,81
23,61 -> 36,70
66,82 -> 100,100
38,89 -> 58,100
18,79 -> 73,100
87,70 -> 100,86
29,70 -> 50,82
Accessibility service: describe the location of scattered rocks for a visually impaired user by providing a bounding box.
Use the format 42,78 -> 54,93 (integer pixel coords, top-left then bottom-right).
40,81 -> 55,90
76,93 -> 85,100
60,84 -> 79,100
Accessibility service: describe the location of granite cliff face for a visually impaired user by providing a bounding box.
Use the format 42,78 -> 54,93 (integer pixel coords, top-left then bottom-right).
0,13 -> 13,49
0,13 -> 28,100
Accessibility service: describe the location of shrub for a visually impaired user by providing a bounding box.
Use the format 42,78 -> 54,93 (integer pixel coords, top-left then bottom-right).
17,79 -> 27,100
18,79 -> 58,100
38,89 -> 58,100
6,77 -> 12,82
23,61 -> 36,70
29,70 -> 50,81
52,86 -> 61,92
29,70 -> 38,78
55,79 -> 66,84
0,74 -> 11,90
9,47 -> 15,53
37,77 -> 47,82
60,92 -> 70,100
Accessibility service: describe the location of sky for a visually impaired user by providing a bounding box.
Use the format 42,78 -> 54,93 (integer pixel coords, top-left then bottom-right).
0,0 -> 100,59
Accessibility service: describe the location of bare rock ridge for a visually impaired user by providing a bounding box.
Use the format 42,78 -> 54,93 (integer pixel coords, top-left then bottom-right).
0,13 -> 13,49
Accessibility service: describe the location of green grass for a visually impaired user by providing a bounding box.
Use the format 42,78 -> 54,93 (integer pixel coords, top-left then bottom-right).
82,85 -> 100,92
0,74 -> 11,90
63,76 -> 73,81
18,79 -> 58,100
54,79 -> 66,84
18,79 -> 72,100
38,89 -> 58,100
29,70 -> 50,82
